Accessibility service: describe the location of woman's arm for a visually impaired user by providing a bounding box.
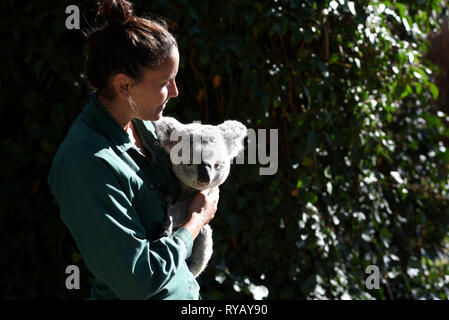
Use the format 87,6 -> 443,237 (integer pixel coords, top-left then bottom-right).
48,150 -> 201,299
182,187 -> 220,239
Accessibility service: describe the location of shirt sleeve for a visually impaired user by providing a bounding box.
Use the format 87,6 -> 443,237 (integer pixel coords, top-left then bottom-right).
48,150 -> 194,300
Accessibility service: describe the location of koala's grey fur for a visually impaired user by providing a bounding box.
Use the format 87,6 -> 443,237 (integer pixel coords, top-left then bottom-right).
153,117 -> 247,277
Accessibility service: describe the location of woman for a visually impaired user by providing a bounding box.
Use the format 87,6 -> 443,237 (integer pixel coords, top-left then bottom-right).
47,0 -> 219,300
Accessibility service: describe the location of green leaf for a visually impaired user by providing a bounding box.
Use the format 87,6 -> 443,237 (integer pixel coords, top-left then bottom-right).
305,192 -> 318,204
429,83 -> 439,100
395,3 -> 407,18
380,228 -> 392,241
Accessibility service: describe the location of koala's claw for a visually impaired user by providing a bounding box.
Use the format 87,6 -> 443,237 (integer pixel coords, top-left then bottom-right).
159,213 -> 174,238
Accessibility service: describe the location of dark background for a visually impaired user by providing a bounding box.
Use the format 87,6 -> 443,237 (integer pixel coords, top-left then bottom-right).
1,0 -> 449,299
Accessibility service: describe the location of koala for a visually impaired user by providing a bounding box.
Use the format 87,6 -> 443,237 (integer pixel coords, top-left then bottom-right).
153,116 -> 247,277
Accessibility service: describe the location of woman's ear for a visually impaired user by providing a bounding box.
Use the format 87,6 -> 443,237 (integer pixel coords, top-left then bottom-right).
113,73 -> 133,98
218,120 -> 248,159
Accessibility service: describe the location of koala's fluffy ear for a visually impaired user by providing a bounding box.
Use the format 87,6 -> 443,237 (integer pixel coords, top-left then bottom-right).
154,116 -> 183,151
218,120 -> 248,158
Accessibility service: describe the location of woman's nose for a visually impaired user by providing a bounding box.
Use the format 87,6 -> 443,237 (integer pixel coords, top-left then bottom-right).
169,79 -> 179,98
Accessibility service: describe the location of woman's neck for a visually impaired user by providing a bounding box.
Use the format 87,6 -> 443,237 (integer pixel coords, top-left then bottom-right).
98,95 -> 133,130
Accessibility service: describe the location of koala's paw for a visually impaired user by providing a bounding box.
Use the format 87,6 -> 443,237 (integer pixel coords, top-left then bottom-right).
159,214 -> 173,238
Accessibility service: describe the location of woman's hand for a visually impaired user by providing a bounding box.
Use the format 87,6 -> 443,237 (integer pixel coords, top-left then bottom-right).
181,187 -> 220,239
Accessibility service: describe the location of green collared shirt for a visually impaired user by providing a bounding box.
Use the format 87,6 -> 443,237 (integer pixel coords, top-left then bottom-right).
48,92 -> 200,300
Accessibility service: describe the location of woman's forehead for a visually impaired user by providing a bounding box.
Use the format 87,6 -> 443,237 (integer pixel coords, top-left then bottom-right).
143,49 -> 179,82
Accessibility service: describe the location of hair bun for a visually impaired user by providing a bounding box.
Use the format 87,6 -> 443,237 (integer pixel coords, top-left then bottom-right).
98,0 -> 134,26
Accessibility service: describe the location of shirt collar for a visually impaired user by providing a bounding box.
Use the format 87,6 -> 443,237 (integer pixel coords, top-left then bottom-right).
84,91 -> 134,153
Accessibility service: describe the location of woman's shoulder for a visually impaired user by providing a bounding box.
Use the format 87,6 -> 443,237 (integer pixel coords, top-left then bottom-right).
51,118 -> 118,170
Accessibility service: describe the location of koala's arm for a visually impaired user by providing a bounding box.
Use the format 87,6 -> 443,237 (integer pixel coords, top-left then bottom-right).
168,197 -> 191,229
187,224 -> 214,277
159,195 -> 190,238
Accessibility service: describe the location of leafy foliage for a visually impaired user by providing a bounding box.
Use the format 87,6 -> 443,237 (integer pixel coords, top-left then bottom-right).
2,0 -> 449,299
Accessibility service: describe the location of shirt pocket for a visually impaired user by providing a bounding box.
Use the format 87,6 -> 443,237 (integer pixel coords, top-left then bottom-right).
133,184 -> 166,240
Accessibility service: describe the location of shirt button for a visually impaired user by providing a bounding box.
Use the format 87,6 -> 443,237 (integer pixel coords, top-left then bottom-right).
154,141 -> 160,147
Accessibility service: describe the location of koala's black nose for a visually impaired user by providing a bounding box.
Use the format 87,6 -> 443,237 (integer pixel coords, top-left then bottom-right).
197,162 -> 211,184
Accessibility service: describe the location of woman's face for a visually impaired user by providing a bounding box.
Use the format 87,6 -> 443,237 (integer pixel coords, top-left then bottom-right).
129,47 -> 180,121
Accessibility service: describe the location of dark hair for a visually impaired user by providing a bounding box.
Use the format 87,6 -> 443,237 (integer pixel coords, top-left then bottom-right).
85,0 -> 178,99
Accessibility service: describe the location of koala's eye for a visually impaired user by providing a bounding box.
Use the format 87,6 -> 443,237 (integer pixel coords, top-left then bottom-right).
214,162 -> 220,169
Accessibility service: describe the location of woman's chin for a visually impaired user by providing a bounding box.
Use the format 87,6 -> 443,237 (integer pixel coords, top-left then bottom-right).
153,112 -> 163,121
145,106 -> 165,121
154,104 -> 166,119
